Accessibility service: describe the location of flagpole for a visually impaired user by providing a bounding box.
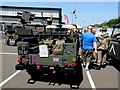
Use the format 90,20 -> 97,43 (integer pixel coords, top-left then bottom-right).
75,16 -> 76,24
75,14 -> 77,24
72,10 -> 76,24
71,12 -> 73,22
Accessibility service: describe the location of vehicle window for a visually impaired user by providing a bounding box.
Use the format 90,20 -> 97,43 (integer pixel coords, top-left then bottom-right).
7,26 -> 14,31
46,28 -> 54,31
112,27 -> 120,38
15,26 -> 23,29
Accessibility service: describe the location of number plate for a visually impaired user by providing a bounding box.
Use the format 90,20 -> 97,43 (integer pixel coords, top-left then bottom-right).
18,46 -> 28,55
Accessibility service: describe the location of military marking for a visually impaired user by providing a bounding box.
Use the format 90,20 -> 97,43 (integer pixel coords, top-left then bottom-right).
86,71 -> 96,89
52,57 -> 59,62
109,44 -> 116,55
0,70 -> 21,87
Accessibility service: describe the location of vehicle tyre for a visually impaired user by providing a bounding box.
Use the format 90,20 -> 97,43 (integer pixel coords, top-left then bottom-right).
27,70 -> 36,78
14,40 -> 17,46
3,39 -> 7,45
6,39 -> 10,46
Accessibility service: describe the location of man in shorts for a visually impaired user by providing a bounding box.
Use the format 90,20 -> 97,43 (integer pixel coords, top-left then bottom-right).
81,26 -> 97,71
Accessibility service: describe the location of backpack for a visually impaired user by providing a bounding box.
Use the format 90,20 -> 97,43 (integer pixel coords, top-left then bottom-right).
52,40 -> 65,55
97,33 -> 111,50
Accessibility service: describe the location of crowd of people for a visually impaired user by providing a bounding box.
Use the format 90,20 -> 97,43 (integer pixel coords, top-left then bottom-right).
77,26 -> 111,71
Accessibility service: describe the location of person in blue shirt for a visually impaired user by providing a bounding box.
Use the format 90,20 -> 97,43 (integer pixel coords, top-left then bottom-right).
81,27 -> 97,71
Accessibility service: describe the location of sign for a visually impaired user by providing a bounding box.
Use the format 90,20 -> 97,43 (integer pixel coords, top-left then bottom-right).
39,45 -> 48,57
18,46 -> 28,55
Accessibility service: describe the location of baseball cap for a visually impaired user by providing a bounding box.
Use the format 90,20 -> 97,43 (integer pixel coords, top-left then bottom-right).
87,25 -> 92,29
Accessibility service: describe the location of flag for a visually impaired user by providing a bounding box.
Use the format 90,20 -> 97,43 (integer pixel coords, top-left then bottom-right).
32,56 -> 38,61
41,12 -> 43,17
74,14 -> 77,18
73,10 -> 76,14
64,15 -> 69,24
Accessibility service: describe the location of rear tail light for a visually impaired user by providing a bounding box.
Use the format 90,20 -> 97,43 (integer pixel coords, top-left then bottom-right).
65,73 -> 68,76
25,61 -> 29,63
49,67 -> 55,69
64,62 -> 68,66
18,60 -> 21,63
36,66 -> 40,69
72,63 -> 77,66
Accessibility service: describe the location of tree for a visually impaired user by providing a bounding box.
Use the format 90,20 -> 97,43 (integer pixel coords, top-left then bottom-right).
92,17 -> 120,28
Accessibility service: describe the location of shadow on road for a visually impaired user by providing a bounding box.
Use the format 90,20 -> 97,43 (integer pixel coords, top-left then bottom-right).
27,65 -> 83,89
108,59 -> 120,72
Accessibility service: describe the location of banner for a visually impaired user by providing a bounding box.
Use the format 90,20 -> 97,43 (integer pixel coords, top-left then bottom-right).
64,15 -> 69,24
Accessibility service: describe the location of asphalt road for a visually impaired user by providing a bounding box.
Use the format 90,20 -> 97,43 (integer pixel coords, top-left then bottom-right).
0,34 -> 119,90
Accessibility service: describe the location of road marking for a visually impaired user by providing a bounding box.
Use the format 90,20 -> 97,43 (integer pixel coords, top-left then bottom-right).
0,52 -> 18,55
0,70 -> 21,87
86,71 -> 96,90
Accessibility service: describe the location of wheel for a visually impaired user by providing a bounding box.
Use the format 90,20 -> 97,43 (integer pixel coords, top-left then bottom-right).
3,39 -> 7,45
6,39 -> 10,46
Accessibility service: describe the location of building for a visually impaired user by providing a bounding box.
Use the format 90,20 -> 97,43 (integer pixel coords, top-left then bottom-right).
0,6 -> 62,25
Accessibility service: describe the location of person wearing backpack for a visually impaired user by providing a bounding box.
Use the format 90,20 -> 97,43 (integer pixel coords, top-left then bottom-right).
95,27 -> 111,70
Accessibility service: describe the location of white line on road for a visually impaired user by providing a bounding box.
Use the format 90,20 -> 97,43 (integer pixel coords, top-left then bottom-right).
0,51 -> 96,89
86,71 -> 96,90
0,52 -> 18,55
0,70 -> 21,87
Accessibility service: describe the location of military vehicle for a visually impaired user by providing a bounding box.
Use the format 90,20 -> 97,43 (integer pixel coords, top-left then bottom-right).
3,11 -> 45,46
108,23 -> 120,61
15,11 -> 83,88
3,24 -> 19,46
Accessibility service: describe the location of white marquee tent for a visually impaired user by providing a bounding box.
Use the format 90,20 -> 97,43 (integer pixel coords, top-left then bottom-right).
62,24 -> 82,29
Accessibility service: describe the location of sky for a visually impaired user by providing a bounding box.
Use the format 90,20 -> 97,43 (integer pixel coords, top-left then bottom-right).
118,1 -> 120,17
1,1 -> 119,27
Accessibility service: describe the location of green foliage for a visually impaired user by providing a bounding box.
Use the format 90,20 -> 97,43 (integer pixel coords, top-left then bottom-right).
92,17 -> 120,28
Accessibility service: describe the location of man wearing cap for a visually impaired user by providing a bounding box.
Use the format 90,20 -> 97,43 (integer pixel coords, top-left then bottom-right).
95,27 -> 111,69
96,28 -> 102,37
81,26 -> 97,71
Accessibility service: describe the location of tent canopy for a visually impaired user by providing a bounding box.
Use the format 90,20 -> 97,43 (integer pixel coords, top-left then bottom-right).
62,24 -> 76,29
62,24 -> 82,29
46,25 -> 58,28
76,25 -> 82,28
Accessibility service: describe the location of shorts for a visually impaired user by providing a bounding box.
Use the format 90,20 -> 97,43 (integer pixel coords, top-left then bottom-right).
82,49 -> 94,63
